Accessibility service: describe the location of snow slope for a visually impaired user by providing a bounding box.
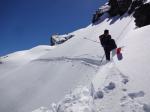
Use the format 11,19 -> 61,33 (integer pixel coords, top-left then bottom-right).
0,45 -> 55,76
1,12 -> 150,112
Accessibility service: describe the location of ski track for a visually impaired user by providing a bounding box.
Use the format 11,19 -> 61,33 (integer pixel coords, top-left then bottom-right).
33,56 -> 106,69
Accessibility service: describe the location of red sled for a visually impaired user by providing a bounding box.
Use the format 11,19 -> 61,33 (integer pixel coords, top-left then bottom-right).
116,48 -> 123,60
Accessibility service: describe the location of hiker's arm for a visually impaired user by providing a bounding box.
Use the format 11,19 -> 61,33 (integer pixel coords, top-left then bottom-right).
99,36 -> 104,47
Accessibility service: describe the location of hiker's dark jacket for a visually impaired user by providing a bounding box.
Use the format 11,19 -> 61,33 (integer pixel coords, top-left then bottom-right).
99,34 -> 111,48
99,34 -> 117,51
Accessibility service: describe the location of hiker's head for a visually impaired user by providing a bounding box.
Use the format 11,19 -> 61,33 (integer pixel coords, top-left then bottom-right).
104,29 -> 109,35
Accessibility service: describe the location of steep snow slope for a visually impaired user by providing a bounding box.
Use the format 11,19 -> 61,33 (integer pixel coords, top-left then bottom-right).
0,13 -> 143,112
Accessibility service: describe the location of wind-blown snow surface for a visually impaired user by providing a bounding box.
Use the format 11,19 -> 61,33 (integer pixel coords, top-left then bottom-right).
1,13 -> 150,112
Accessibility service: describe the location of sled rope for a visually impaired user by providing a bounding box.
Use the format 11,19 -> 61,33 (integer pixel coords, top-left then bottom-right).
116,16 -> 134,42
83,37 -> 100,43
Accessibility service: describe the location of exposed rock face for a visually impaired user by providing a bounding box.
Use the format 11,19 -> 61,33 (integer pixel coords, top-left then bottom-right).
92,0 -> 150,28
128,0 -> 144,14
108,0 -> 132,16
92,0 -> 132,23
108,0 -> 120,16
92,4 -> 110,24
133,3 -> 150,27
51,34 -> 74,46
118,0 -> 132,15
92,11 -> 104,24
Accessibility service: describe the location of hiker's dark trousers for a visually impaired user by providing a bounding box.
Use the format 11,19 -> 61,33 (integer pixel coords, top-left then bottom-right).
104,48 -> 110,61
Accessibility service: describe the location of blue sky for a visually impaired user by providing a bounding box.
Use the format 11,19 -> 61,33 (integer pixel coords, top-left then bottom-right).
0,0 -> 107,56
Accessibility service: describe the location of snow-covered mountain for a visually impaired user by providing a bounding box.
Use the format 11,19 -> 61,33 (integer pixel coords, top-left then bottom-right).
1,5 -> 150,112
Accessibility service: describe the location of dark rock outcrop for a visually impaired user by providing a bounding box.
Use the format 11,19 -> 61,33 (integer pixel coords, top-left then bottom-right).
133,3 -> 150,27
128,0 -> 145,14
51,34 -> 74,46
92,11 -> 104,24
92,4 -> 110,24
108,0 -> 132,16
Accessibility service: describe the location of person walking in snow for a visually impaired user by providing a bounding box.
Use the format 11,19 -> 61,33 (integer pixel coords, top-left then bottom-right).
99,29 -> 117,61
